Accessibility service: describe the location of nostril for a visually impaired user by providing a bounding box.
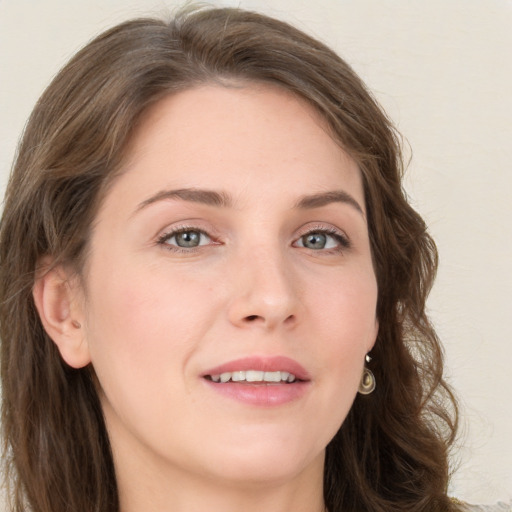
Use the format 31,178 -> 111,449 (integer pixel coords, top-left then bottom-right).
284,314 -> 295,324
245,315 -> 260,322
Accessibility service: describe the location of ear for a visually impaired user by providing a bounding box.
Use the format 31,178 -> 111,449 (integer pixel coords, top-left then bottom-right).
33,261 -> 91,369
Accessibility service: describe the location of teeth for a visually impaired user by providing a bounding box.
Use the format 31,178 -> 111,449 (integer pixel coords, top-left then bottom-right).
231,371 -> 244,382
280,371 -> 290,381
246,370 -> 264,382
208,370 -> 297,383
264,371 -> 281,382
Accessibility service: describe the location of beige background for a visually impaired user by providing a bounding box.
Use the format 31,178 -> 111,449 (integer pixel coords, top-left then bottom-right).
1,0 -> 511,505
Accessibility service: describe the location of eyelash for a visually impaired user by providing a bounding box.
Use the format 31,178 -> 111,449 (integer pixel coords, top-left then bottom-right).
157,225 -> 214,253
156,225 -> 351,254
295,226 -> 351,254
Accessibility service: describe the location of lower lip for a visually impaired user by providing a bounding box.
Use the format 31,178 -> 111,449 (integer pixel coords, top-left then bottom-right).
203,379 -> 310,406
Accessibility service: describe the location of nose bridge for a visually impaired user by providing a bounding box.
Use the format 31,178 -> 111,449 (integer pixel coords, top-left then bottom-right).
228,239 -> 299,329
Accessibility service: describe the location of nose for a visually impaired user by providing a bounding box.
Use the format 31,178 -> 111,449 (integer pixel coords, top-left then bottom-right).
227,247 -> 300,331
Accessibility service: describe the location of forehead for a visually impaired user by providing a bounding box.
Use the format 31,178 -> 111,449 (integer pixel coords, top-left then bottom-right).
127,83 -> 334,157
107,83 -> 364,211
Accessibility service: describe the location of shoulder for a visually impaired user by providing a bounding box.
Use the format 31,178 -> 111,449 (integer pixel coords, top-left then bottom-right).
452,499 -> 512,512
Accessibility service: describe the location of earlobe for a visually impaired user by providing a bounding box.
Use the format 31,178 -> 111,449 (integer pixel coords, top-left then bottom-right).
32,263 -> 91,369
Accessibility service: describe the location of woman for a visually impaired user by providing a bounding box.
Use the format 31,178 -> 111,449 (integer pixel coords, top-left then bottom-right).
0,6 -> 492,512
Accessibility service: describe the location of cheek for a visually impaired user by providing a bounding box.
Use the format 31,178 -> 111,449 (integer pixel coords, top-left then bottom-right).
303,269 -> 377,419
307,265 -> 378,347
84,264 -> 219,396
89,257 -> 213,334
82,267 -> 225,454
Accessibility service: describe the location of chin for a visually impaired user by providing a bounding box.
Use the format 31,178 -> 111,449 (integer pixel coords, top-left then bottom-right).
194,428 -> 327,487
207,450 -> 325,488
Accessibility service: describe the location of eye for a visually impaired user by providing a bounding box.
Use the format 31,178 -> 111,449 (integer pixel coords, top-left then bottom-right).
158,228 -> 212,249
295,229 -> 349,251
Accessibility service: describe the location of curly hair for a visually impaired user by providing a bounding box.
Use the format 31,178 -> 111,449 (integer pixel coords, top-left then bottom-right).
0,7 -> 459,512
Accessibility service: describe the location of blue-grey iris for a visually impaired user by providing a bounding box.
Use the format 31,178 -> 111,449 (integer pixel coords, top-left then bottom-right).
302,233 -> 327,250
176,231 -> 201,247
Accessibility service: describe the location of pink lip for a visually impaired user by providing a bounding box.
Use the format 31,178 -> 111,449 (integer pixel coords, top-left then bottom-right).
202,356 -> 310,381
201,356 -> 311,407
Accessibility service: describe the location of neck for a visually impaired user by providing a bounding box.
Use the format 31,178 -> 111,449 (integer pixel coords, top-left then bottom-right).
114,443 -> 326,512
120,474 -> 326,512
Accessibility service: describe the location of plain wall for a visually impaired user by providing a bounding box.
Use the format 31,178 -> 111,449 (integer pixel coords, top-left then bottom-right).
1,0 -> 511,505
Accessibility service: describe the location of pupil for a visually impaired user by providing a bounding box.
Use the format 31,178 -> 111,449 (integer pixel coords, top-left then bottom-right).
176,231 -> 200,247
304,233 -> 326,249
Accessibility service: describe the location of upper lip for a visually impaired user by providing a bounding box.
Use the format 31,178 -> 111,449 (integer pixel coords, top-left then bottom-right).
202,356 -> 310,381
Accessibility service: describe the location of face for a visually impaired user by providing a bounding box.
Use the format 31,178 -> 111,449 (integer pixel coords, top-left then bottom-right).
79,84 -> 378,489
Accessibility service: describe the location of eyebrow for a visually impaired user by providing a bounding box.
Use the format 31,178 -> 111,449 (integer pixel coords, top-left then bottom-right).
135,188 -> 232,212
135,187 -> 364,216
294,190 -> 364,216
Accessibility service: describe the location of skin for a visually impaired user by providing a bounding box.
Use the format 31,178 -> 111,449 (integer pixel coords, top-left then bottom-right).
36,84 -> 379,512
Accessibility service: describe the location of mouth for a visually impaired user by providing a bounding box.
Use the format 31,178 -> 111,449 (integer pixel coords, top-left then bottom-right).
205,370 -> 299,384
201,356 -> 310,406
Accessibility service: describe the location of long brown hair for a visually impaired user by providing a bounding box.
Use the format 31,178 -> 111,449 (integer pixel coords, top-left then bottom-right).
0,7 -> 459,512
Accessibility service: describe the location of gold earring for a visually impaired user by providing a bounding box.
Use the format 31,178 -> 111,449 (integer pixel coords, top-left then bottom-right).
358,367 -> 376,395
